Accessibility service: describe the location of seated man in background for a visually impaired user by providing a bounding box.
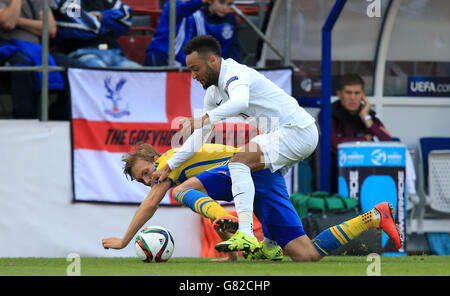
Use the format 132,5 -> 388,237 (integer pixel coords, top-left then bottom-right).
328,73 -> 416,201
51,0 -> 141,68
145,0 -> 239,67
0,0 -> 63,119
102,142 -> 403,262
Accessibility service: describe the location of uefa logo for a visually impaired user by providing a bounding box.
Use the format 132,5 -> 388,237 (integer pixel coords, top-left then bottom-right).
370,149 -> 386,166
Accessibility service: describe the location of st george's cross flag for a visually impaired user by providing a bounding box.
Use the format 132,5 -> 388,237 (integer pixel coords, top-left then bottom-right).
68,67 -> 293,204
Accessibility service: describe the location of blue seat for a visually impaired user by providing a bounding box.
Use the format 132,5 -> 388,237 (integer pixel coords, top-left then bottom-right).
414,137 -> 450,234
419,137 -> 450,190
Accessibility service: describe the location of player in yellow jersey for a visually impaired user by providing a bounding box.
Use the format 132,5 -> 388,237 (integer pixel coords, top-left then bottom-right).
102,142 -> 403,261
153,143 -> 237,187
102,143 -> 240,260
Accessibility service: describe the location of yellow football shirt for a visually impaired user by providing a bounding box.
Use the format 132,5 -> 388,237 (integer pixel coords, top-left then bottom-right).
154,143 -> 238,186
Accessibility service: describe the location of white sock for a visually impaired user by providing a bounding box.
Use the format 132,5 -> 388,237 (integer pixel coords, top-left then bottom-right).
228,162 -> 255,238
237,212 -> 254,237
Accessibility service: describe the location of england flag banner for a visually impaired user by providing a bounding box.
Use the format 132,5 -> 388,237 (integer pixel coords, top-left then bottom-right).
69,67 -> 293,204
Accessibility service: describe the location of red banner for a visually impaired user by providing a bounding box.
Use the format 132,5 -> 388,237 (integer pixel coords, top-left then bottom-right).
69,68 -> 291,204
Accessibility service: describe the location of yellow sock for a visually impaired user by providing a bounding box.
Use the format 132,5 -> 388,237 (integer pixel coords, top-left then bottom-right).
312,208 -> 381,256
338,209 -> 381,240
176,188 -> 235,220
194,197 -> 233,220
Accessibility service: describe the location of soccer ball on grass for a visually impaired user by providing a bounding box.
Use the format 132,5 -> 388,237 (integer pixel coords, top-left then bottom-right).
135,226 -> 175,262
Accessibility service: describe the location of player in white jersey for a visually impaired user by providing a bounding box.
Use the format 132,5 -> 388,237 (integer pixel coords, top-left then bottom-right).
151,35 -> 319,253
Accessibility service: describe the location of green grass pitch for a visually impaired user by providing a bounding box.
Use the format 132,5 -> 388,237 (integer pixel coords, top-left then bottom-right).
1,255 -> 449,276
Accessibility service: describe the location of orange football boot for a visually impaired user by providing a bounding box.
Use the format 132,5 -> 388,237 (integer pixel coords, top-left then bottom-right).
374,202 -> 404,249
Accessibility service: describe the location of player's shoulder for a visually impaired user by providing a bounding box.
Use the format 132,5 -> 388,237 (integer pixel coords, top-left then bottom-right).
221,59 -> 252,88
223,58 -> 250,75
205,85 -> 217,96
155,148 -> 177,170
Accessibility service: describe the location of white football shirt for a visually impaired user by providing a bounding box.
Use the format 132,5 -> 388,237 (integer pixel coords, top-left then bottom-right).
205,58 -> 315,133
166,58 -> 315,170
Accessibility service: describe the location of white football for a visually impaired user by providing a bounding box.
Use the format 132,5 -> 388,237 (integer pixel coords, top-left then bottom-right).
135,226 -> 175,263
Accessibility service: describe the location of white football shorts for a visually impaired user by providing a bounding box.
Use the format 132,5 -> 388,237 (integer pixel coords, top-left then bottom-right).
251,122 -> 319,175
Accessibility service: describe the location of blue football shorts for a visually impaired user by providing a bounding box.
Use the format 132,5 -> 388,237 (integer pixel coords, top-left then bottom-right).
195,164 -> 306,249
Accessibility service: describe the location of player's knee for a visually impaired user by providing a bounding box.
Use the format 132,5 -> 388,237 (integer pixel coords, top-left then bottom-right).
308,252 -> 323,262
229,153 -> 264,172
285,241 -> 323,262
290,252 -> 322,262
229,142 -> 262,166
304,248 -> 323,262
228,154 -> 247,165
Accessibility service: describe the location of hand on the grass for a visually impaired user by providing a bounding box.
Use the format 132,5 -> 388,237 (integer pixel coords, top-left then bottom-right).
102,237 -> 126,250
210,252 -> 238,262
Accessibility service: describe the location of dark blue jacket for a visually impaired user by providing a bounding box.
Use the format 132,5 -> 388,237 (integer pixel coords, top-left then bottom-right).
200,5 -> 240,61
146,0 -> 203,66
0,39 -> 65,91
51,0 -> 132,54
146,0 -> 240,66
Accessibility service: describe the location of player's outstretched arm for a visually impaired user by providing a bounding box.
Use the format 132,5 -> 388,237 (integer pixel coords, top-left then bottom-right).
102,180 -> 172,250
